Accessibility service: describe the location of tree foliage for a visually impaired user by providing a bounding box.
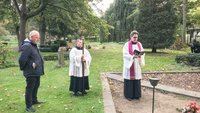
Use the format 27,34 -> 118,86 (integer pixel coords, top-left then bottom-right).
0,0 -> 19,34
10,0 -> 48,48
188,0 -> 200,26
104,0 -> 138,42
0,0 -> 110,47
104,0 -> 200,51
137,0 -> 178,52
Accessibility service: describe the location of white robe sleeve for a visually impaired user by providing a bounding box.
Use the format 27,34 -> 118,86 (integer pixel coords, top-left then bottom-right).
84,49 -> 92,70
69,48 -> 75,76
138,43 -> 145,67
123,42 -> 134,68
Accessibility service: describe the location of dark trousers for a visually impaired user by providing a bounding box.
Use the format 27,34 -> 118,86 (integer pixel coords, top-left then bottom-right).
25,76 -> 40,108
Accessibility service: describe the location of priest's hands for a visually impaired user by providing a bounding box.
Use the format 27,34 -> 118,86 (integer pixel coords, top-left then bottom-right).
133,55 -> 141,59
81,54 -> 86,62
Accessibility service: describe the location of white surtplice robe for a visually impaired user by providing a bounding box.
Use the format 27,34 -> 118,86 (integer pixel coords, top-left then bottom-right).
69,47 -> 92,77
123,41 -> 145,80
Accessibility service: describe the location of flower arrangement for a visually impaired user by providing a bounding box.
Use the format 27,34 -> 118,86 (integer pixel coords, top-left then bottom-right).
177,101 -> 200,113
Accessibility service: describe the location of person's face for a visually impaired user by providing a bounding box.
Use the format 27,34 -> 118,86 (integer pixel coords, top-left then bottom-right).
130,34 -> 138,42
76,39 -> 83,48
31,33 -> 40,44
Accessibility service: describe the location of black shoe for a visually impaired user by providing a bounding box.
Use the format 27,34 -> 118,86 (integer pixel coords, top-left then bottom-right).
73,92 -> 79,96
82,91 -> 87,95
134,97 -> 140,100
127,98 -> 132,101
32,101 -> 45,105
26,107 -> 35,112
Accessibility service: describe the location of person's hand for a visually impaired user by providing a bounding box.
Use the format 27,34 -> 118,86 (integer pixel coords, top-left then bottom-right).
81,55 -> 86,62
32,62 -> 36,69
133,55 -> 140,58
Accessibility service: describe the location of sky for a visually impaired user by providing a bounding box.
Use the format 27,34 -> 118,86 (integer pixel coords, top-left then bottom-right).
97,0 -> 114,12
89,0 -> 115,17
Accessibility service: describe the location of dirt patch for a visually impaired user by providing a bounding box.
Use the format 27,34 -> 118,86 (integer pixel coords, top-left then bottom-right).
108,73 -> 200,113
142,72 -> 200,92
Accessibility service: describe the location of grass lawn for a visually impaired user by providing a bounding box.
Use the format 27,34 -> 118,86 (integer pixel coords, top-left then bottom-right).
0,42 -> 195,113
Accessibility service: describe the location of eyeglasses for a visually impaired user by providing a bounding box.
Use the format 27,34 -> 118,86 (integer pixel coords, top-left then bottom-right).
133,37 -> 138,38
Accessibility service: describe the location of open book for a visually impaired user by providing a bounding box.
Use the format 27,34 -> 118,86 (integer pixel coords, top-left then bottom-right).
134,50 -> 144,56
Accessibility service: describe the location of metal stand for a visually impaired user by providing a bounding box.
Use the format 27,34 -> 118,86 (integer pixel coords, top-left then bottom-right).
149,77 -> 160,113
152,86 -> 155,113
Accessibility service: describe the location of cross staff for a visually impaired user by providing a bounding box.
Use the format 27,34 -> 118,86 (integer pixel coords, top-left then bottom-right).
81,37 -> 85,95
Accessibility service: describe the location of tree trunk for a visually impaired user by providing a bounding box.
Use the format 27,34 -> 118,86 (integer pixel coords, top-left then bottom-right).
16,25 -> 20,49
39,14 -> 46,45
152,47 -> 157,53
18,17 -> 27,49
182,0 -> 187,43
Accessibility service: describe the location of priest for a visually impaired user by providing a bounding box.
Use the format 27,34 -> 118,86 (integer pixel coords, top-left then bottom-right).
69,38 -> 92,96
122,30 -> 145,100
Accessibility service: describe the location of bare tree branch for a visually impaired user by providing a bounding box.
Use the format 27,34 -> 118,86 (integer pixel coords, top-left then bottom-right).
27,0 -> 47,19
12,0 -> 21,16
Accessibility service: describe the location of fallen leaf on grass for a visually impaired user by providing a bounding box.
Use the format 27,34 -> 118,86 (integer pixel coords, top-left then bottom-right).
64,104 -> 68,107
17,90 -> 21,92
6,94 -> 10,97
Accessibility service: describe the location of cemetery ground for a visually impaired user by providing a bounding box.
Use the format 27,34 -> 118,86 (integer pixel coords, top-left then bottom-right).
1,42 -> 200,113
107,72 -> 200,113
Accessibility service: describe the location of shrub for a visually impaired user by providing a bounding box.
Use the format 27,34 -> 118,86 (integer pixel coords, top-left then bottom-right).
0,42 -> 8,65
43,53 -> 69,61
39,40 -> 67,52
86,45 -> 91,49
0,42 -> 17,69
50,44 -> 60,52
175,54 -> 200,66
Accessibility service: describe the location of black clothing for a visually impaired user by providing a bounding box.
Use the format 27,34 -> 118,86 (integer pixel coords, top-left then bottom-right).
69,76 -> 89,94
18,40 -> 44,108
26,106 -> 36,112
124,79 -> 141,99
19,42 -> 44,78
132,41 -> 137,44
25,76 -> 40,108
75,46 -> 83,50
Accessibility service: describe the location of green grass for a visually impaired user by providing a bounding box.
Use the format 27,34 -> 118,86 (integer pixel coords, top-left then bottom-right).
143,48 -> 196,71
0,42 -> 196,113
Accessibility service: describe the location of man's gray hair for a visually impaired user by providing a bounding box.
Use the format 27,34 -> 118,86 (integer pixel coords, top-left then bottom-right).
29,30 -> 39,39
130,30 -> 139,37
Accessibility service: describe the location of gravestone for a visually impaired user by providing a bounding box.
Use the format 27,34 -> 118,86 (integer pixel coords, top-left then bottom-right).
58,47 -> 67,67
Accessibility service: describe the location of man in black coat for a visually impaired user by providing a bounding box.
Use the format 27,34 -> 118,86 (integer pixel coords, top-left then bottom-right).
19,30 -> 45,112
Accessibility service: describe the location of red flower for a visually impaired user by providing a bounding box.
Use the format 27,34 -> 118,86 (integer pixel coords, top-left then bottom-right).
177,101 -> 200,113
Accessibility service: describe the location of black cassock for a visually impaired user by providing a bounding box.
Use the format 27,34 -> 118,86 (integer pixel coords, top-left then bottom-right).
124,79 -> 141,99
69,76 -> 89,93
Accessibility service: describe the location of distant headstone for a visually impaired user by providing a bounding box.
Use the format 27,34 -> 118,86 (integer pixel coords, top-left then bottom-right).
58,47 -> 67,67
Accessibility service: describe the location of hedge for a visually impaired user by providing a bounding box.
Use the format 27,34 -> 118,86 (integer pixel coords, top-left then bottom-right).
175,53 -> 200,66
43,53 -> 69,61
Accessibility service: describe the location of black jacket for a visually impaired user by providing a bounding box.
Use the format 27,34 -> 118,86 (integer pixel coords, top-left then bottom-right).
19,42 -> 44,77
